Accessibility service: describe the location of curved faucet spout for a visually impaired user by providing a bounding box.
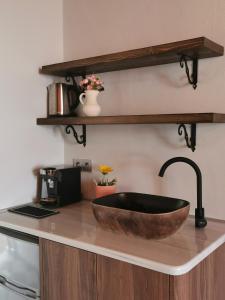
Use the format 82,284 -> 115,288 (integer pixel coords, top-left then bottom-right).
159,157 -> 207,228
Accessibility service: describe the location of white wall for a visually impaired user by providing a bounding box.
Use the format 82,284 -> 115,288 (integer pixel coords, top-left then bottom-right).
63,0 -> 225,220
0,0 -> 64,209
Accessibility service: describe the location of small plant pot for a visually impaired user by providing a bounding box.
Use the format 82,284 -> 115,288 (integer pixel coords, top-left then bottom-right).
95,185 -> 116,199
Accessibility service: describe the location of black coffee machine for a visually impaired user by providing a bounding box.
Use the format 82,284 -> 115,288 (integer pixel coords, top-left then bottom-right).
39,166 -> 81,207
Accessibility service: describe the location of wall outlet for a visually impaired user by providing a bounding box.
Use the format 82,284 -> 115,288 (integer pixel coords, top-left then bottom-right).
73,159 -> 92,172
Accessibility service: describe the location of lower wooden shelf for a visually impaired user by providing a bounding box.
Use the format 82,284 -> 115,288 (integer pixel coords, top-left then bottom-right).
36,113 -> 225,151
36,113 -> 225,125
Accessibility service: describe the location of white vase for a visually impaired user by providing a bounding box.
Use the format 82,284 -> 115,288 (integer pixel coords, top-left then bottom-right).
79,90 -> 101,116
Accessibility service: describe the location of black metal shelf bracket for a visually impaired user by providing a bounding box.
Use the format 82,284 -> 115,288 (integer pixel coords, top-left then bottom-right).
65,75 -> 79,87
65,75 -> 86,83
65,125 -> 86,147
179,55 -> 198,89
178,124 -> 196,152
65,75 -> 71,82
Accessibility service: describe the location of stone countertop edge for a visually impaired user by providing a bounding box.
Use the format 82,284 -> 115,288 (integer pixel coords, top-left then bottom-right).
0,217 -> 224,276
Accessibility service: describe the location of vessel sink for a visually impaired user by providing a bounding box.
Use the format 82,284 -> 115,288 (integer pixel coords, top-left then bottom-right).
92,192 -> 190,239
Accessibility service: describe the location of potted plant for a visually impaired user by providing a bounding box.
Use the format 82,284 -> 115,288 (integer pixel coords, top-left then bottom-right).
95,165 -> 116,198
79,75 -> 104,116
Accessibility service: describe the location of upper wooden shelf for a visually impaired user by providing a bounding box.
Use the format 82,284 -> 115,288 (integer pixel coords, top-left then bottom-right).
40,37 -> 224,77
37,113 -> 225,126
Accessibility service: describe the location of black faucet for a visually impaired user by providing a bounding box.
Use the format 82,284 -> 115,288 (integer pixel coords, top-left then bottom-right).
158,157 -> 207,228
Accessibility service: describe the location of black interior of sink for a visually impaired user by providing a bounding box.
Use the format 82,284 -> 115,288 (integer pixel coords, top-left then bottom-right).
93,193 -> 189,214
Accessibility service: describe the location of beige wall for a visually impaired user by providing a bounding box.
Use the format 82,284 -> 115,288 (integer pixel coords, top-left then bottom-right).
63,0 -> 225,219
0,0 -> 64,209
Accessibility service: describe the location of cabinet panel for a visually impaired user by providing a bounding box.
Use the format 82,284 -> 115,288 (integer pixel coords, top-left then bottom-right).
170,243 -> 225,300
97,255 -> 169,300
40,239 -> 96,300
40,238 -> 224,300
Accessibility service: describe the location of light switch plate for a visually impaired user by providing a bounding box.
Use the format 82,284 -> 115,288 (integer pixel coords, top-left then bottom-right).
73,159 -> 92,172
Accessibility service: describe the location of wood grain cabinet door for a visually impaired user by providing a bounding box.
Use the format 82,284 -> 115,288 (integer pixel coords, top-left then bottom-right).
96,255 -> 169,300
40,239 -> 97,300
170,243 -> 225,300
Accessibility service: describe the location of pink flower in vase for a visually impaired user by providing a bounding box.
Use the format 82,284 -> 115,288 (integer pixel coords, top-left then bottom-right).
79,74 -> 104,92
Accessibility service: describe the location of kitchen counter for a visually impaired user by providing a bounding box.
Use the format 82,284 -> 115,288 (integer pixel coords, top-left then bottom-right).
0,200 -> 224,276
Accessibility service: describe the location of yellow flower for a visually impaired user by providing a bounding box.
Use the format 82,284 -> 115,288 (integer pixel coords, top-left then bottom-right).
98,165 -> 113,175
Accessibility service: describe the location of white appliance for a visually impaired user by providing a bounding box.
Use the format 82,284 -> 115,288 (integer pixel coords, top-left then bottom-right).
0,227 -> 40,299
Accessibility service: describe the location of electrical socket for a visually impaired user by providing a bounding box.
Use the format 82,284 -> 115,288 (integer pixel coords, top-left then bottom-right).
73,159 -> 92,172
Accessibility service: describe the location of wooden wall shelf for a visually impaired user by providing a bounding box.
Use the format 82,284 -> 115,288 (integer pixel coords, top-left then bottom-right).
38,37 -> 224,149
36,113 -> 225,126
37,113 -> 225,151
40,37 -> 223,77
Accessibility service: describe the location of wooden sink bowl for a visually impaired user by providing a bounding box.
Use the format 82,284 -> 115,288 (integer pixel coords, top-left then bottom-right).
92,192 -> 190,239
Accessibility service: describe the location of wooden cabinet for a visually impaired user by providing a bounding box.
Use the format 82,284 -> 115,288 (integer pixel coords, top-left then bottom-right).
96,255 -> 169,300
170,243 -> 225,300
40,239 -> 225,300
40,239 -> 97,300
40,239 -> 168,300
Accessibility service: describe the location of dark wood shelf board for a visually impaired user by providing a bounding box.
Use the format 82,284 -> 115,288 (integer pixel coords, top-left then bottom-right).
36,113 -> 225,126
40,37 -> 224,77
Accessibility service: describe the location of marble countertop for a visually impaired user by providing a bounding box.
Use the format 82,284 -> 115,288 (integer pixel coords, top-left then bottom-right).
0,200 -> 224,275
